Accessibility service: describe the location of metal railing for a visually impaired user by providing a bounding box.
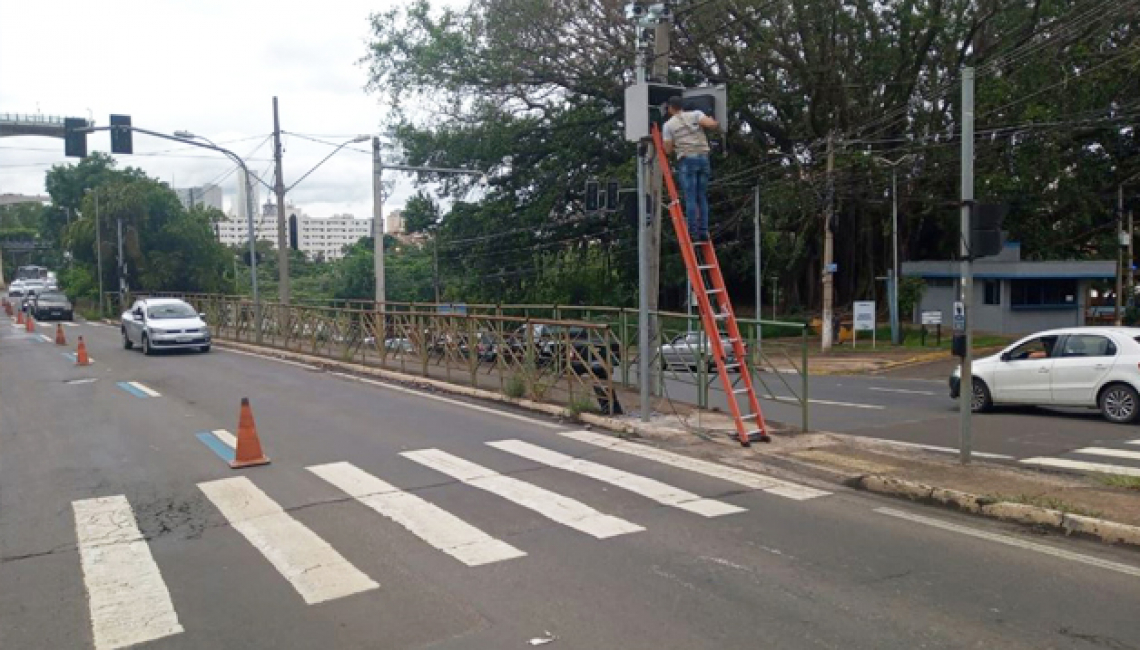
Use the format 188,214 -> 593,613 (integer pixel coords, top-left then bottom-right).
134,294 -> 810,429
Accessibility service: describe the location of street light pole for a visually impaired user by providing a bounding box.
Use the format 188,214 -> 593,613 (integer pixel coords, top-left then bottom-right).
873,154 -> 914,346
372,137 -> 385,313
95,191 -> 104,316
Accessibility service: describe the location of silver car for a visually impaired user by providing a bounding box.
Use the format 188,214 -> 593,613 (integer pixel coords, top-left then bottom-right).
122,298 -> 211,355
660,332 -> 743,372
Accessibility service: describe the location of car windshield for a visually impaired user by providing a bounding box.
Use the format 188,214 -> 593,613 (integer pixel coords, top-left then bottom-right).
39,292 -> 67,301
147,303 -> 197,319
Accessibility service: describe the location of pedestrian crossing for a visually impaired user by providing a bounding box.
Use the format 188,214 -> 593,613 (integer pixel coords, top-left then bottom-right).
1021,438 -> 1140,478
69,433 -> 828,648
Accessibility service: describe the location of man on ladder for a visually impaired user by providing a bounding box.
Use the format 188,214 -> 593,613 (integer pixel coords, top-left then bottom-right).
661,95 -> 719,241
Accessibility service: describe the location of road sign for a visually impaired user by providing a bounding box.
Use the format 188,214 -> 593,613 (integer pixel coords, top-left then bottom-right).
952,301 -> 965,331
921,310 -> 943,325
825,263 -> 838,274
853,301 -> 875,332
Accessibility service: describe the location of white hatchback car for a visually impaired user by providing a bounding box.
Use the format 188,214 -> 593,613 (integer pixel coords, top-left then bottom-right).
951,327 -> 1140,423
121,298 -> 211,355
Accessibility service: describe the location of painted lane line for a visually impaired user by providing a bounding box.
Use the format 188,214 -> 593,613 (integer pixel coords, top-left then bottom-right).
62,321 -> 80,327
309,462 -> 525,566
62,352 -> 94,363
1020,457 -> 1140,478
1073,447 -> 1140,462
115,382 -> 150,398
195,431 -> 235,464
217,346 -> 321,370
330,371 -> 564,430
760,392 -> 885,410
868,386 -> 936,396
860,437 -> 1015,460
72,495 -> 184,650
198,477 -> 379,604
401,449 -> 644,539
128,381 -> 161,397
488,439 -> 745,518
37,334 -> 52,343
1127,439 -> 1140,446
212,428 -> 238,448
875,507 -> 1140,578
561,429 -> 830,500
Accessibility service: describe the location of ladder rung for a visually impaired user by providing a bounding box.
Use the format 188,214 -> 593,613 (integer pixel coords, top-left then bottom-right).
706,288 -> 724,294
733,387 -> 751,394
714,312 -> 730,320
723,362 -> 741,370
698,264 -> 716,270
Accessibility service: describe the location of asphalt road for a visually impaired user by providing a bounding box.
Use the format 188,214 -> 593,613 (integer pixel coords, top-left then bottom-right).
3,311 -> 1140,649
656,356 -> 1140,471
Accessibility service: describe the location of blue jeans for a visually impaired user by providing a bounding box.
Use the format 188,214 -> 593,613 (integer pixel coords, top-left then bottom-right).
677,155 -> 711,237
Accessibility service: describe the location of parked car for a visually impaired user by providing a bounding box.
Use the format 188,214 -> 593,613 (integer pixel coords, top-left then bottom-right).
121,298 -> 211,355
660,332 -> 743,372
951,327 -> 1140,423
7,284 -> 26,301
31,291 -> 73,321
539,326 -> 621,368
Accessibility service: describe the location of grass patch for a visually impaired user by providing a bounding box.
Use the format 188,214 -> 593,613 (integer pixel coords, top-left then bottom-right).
567,396 -> 600,419
1096,474 -> 1140,491
992,493 -> 1103,518
504,374 -> 527,399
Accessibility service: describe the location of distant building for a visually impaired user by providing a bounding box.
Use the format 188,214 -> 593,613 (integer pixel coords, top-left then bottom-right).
385,209 -> 404,235
295,211 -> 373,260
174,184 -> 223,212
215,201 -> 278,248
902,242 -> 1115,335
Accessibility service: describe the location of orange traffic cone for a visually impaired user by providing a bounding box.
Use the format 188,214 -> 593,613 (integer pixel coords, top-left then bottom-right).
25,314 -> 34,333
76,336 -> 91,366
55,323 -> 67,345
231,397 -> 270,469
16,309 -> 24,325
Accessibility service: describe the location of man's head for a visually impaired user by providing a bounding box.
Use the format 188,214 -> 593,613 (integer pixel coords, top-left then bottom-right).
667,95 -> 684,116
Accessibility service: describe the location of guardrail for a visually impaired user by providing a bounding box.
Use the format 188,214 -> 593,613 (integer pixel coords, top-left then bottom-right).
134,293 -> 810,429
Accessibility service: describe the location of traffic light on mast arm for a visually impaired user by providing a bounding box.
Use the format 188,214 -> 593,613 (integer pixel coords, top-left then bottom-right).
64,118 -> 87,158
110,115 -> 133,154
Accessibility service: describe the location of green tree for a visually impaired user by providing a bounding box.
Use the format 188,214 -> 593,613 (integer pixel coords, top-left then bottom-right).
402,191 -> 441,233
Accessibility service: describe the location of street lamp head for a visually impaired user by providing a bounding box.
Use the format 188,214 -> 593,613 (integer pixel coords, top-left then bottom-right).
351,135 -> 370,144
173,130 -> 197,139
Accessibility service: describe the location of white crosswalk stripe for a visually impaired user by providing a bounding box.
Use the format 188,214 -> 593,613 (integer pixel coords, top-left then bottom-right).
1072,447 -> 1140,462
1021,457 -> 1140,477
309,461 -> 526,566
487,439 -> 745,517
560,429 -> 831,500
402,449 -> 644,538
198,476 -> 379,604
72,495 -> 184,650
1128,439 -> 1140,446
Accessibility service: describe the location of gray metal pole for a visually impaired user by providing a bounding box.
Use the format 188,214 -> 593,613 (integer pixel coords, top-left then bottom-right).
638,146 -> 651,422
890,166 -> 901,345
243,166 -> 261,342
372,136 -> 385,314
754,184 -> 762,352
959,67 -> 975,465
117,216 -> 125,309
273,97 -> 290,304
95,192 -> 104,316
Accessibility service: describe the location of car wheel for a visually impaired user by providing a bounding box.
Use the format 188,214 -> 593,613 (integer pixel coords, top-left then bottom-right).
1099,383 -> 1139,424
122,329 -> 134,350
142,334 -> 153,356
199,345 -> 211,353
970,379 -> 993,413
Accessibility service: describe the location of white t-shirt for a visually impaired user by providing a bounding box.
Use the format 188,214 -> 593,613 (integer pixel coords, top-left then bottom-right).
662,110 -> 709,157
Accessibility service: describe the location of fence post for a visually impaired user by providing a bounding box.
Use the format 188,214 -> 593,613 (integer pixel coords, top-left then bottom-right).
620,308 -> 630,388
467,315 -> 477,389
802,326 -> 810,432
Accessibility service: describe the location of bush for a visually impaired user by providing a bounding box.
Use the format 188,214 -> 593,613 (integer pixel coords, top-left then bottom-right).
567,396 -> 600,419
504,374 -> 527,399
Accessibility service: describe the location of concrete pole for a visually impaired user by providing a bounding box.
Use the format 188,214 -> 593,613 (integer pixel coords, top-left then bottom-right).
242,167 -> 261,342
891,166 -> 901,345
754,184 -> 762,351
272,97 -> 290,304
372,136 -> 385,314
1130,206 -> 1135,307
821,134 -> 835,351
95,192 -> 104,316
638,145 -> 650,422
959,67 -> 975,465
117,216 -> 125,309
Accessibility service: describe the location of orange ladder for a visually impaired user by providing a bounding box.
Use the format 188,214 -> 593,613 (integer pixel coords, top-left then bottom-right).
650,123 -> 769,446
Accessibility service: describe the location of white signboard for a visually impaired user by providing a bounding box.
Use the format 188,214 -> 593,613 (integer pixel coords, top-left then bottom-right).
921,310 -> 943,325
853,301 -> 876,332
952,301 -> 965,331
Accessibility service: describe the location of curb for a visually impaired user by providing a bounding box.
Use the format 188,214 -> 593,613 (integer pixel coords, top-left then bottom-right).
206,338 -> 679,442
852,474 -> 1140,549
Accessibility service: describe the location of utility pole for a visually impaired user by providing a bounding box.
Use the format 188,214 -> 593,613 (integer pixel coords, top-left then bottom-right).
433,235 -> 441,303
372,136 -> 385,313
117,216 -> 126,309
754,184 -> 762,351
95,191 -> 104,316
272,97 -> 290,304
890,165 -> 901,344
821,133 -> 835,351
959,67 -> 975,465
646,16 -> 670,398
1130,207 -> 1136,307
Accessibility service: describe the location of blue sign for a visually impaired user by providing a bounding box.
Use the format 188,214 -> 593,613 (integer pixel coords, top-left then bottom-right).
825,263 -> 838,273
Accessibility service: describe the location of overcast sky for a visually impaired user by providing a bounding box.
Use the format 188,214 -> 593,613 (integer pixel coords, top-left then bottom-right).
0,0 -> 461,221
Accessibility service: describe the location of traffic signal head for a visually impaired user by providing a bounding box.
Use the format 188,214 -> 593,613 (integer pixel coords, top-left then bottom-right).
606,181 -> 620,212
110,115 -> 133,154
970,202 -> 1008,259
585,179 -> 600,212
682,85 -> 728,134
64,118 -> 87,158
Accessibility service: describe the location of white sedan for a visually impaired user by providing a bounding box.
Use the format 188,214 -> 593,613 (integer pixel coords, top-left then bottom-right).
951,327 -> 1140,423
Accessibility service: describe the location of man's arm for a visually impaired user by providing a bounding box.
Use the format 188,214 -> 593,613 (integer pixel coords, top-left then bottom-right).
663,139 -> 675,155
698,115 -> 718,130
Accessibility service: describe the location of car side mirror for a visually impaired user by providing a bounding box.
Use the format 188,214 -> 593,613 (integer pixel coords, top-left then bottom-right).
199,312 -> 207,320
133,309 -> 144,319
1000,352 -> 1011,362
